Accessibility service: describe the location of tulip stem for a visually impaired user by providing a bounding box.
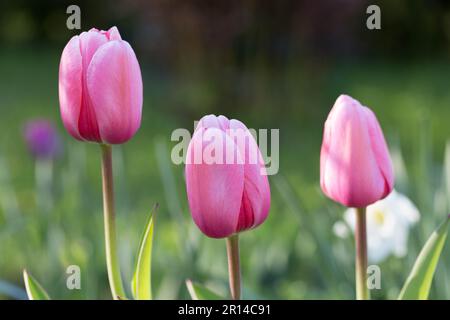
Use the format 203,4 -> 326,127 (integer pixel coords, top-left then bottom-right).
355,207 -> 369,300
226,234 -> 241,300
100,144 -> 126,300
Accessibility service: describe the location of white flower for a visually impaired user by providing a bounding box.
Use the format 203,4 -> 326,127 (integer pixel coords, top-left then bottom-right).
333,190 -> 420,263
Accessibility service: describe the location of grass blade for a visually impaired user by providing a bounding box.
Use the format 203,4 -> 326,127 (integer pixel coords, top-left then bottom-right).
186,280 -> 224,300
131,204 -> 157,300
23,270 -> 50,300
398,215 -> 450,300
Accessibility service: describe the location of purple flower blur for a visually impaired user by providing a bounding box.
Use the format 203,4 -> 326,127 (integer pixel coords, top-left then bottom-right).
24,119 -> 61,160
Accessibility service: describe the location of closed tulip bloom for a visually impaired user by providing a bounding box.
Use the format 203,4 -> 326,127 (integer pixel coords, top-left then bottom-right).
185,115 -> 271,238
320,95 -> 394,207
59,27 -> 143,144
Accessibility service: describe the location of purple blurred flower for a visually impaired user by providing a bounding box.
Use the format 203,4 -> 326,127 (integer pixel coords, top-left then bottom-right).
23,119 -> 62,160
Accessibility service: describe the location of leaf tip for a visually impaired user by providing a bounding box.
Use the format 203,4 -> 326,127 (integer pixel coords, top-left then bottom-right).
22,269 -> 33,300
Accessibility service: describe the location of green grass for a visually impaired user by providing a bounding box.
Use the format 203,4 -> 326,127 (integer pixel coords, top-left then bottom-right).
0,47 -> 450,299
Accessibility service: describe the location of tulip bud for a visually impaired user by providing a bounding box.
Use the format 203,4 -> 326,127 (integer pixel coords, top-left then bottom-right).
24,119 -> 61,160
58,27 -> 143,144
185,115 -> 271,238
320,95 -> 394,207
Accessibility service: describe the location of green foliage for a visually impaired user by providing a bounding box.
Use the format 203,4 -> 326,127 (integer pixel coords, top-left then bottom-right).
186,280 -> 224,300
1,49 -> 450,299
131,205 -> 157,300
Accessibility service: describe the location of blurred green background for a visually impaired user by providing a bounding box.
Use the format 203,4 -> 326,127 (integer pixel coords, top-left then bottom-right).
1,0 -> 450,299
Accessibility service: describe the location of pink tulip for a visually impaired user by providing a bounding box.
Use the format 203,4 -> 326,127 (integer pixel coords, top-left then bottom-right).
185,115 -> 271,238
320,95 -> 394,207
58,27 -> 143,144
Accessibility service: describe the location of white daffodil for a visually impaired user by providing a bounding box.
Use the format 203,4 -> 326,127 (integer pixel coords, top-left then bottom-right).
333,190 -> 420,263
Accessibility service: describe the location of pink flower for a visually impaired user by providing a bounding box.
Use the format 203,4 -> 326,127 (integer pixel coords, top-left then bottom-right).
185,115 -> 271,238
58,27 -> 143,144
320,95 -> 394,207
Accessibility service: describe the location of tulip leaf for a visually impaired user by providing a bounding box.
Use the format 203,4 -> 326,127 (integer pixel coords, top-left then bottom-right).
23,270 -> 50,300
131,204 -> 157,300
186,280 -> 225,300
398,215 -> 450,300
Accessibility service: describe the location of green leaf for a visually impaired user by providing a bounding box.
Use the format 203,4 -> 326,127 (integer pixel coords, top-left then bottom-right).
186,280 -> 225,300
398,215 -> 450,300
131,204 -> 157,300
23,270 -> 50,300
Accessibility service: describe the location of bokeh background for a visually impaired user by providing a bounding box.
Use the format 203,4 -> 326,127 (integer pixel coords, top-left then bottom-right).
1,0 -> 450,299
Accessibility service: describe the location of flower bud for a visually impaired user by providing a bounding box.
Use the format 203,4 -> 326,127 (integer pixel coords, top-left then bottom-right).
185,115 -> 271,238
59,27 -> 142,144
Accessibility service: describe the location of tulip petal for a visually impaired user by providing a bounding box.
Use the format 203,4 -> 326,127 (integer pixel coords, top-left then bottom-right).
217,115 -> 230,130
229,120 -> 270,230
196,115 -> 219,131
107,26 -> 122,40
59,35 -> 83,140
196,114 -> 230,132
364,107 -> 394,198
88,27 -> 121,41
185,128 -> 244,238
79,31 -> 108,73
87,40 -> 143,144
77,31 -> 109,141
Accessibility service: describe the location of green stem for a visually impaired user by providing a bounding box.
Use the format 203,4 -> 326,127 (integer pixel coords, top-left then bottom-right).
226,234 -> 241,300
355,207 -> 369,300
101,144 -> 126,300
